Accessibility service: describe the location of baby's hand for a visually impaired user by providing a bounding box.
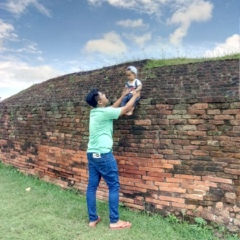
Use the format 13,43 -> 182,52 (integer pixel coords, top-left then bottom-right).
133,91 -> 140,98
122,88 -> 131,96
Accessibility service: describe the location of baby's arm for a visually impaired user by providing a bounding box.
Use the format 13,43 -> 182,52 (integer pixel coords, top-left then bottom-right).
135,85 -> 142,92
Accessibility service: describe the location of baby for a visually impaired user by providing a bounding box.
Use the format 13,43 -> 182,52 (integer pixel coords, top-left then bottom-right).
120,66 -> 142,115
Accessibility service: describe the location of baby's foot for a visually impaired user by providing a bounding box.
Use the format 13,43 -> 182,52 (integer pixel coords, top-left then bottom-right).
125,111 -> 133,116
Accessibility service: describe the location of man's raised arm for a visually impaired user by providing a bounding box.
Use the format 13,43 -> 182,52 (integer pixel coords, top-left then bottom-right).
111,88 -> 130,108
120,91 -> 140,116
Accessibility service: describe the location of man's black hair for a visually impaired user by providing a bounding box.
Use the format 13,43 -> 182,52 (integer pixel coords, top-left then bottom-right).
85,89 -> 99,108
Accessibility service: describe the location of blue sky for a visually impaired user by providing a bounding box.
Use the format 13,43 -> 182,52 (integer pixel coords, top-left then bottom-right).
0,0 -> 239,100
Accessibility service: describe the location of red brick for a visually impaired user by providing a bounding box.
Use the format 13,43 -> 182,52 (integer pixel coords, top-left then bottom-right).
188,110 -> 206,115
202,176 -> 232,184
174,174 -> 201,180
120,177 -> 144,184
139,167 -> 164,173
135,183 -> 159,191
156,203 -> 169,209
123,185 -> 147,193
220,141 -> 236,147
230,102 -> 240,108
214,115 -> 234,120
142,176 -> 165,182
155,182 -> 179,188
159,196 -> 185,203
213,136 -> 231,141
224,168 -> 240,175
167,160 -> 181,165
207,109 -> 221,115
191,140 -> 206,145
184,194 -> 203,200
119,197 -> 135,204
152,119 -> 169,125
124,203 -> 144,210
120,169 -> 146,175
158,163 -> 174,169
233,126 -> 240,131
166,178 -> 183,183
172,202 -> 196,209
183,145 -> 199,150
147,172 -> 172,178
208,120 -> 224,125
159,110 -> 172,115
192,150 -> 209,156
222,109 -> 240,115
188,119 -> 205,124
189,103 -> 208,110
182,183 -> 209,192
170,119 -> 187,125
160,187 -> 186,193
175,149 -> 191,155
172,139 -> 190,146
230,120 -> 240,126
145,197 -> 161,204
158,149 -> 174,155
135,119 -> 151,125
156,104 -> 173,110
187,131 -> 206,136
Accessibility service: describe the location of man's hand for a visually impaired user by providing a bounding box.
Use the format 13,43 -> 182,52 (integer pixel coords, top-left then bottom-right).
132,91 -> 140,98
122,88 -> 131,96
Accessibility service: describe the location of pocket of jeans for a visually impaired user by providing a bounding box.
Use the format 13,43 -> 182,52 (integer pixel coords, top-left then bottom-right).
98,155 -> 117,176
106,155 -> 118,173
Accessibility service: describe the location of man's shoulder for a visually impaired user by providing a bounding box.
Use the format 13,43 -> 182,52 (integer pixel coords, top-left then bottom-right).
91,107 -> 118,113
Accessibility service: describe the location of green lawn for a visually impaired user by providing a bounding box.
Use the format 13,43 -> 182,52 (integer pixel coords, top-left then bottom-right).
0,162 -> 239,240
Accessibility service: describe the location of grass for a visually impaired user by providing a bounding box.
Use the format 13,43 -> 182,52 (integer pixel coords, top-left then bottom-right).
0,162 -> 239,240
144,53 -> 240,69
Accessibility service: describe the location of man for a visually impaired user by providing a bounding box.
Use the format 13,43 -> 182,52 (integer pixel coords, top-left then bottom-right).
85,88 -> 140,230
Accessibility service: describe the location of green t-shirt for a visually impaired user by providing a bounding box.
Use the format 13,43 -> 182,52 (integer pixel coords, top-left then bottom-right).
87,107 -> 121,153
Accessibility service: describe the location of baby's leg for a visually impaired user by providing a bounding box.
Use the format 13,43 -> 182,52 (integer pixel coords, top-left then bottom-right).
120,94 -> 130,107
125,97 -> 139,115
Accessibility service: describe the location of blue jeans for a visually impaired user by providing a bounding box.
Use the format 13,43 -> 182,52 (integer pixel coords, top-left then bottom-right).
86,152 -> 120,223
120,93 -> 140,107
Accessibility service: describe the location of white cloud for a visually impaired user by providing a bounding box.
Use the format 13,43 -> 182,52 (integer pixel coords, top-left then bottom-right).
204,34 -> 240,57
124,33 -> 152,47
116,18 -> 148,28
2,42 -> 43,56
0,59 -> 62,100
1,0 -> 51,17
88,0 -> 213,45
88,0 -> 168,16
0,59 -> 62,88
169,0 -> 213,45
84,31 -> 127,55
0,19 -> 18,50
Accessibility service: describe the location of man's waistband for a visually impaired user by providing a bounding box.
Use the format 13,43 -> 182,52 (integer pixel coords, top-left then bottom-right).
87,151 -> 112,158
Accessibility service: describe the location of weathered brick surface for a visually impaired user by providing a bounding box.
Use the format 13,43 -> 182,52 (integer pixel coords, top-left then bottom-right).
0,59 -> 239,232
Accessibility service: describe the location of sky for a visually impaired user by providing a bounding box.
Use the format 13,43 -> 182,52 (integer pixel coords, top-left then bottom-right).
0,0 -> 239,100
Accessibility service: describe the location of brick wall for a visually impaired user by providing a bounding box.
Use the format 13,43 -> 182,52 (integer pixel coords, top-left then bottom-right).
0,59 -> 239,232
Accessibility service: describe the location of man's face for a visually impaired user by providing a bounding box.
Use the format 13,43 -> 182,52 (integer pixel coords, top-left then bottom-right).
126,70 -> 135,81
96,92 -> 109,107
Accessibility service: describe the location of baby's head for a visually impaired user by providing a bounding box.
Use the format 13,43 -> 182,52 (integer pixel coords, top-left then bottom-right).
126,66 -> 137,81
